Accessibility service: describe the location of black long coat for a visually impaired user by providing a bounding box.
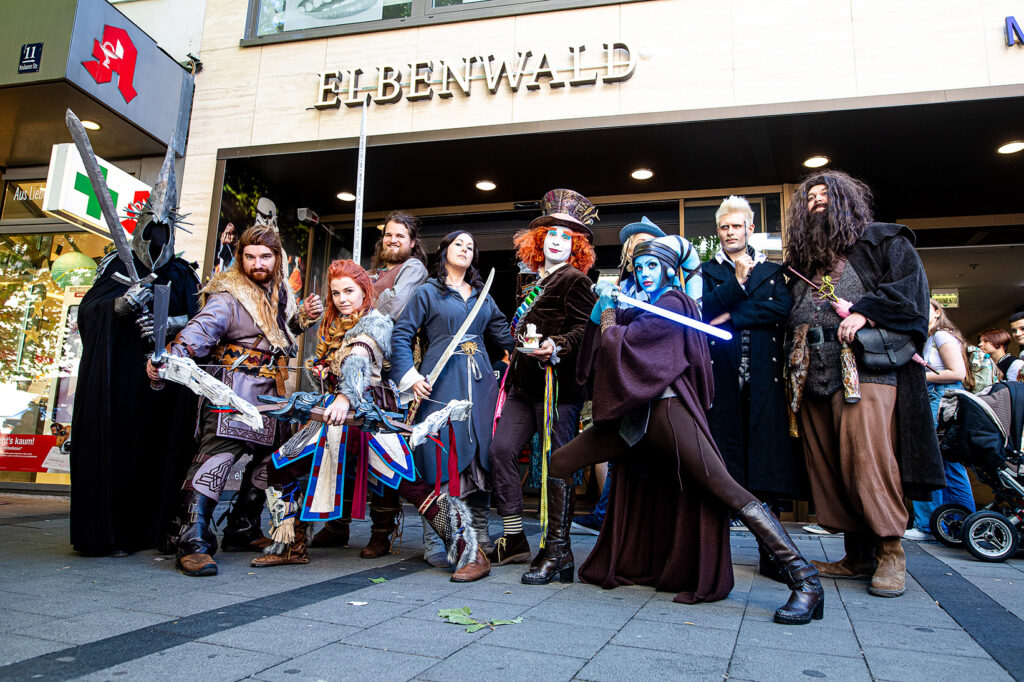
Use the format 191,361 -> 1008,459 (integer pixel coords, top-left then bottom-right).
701,257 -> 798,496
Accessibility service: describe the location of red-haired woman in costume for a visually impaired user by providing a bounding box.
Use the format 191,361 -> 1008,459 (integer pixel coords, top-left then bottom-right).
487,189 -> 599,583
252,259 -> 489,582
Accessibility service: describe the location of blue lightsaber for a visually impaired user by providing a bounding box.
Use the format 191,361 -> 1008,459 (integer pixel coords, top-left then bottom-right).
610,289 -> 733,341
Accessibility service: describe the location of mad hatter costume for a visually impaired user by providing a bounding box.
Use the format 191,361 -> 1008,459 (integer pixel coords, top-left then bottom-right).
488,190 -> 598,573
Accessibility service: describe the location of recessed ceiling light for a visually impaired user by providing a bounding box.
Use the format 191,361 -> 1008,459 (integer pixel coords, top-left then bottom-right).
630,168 -> 654,180
803,156 -> 829,168
336,191 -> 355,201
475,180 -> 496,191
997,141 -> 1024,154
81,120 -> 101,131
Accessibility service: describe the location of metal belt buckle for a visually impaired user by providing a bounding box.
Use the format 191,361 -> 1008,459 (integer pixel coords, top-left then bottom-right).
807,326 -> 825,347
459,340 -> 480,356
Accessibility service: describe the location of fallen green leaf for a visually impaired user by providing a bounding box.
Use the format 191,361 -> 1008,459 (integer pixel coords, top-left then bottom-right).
369,577 -> 387,584
465,623 -> 487,633
490,617 -> 523,626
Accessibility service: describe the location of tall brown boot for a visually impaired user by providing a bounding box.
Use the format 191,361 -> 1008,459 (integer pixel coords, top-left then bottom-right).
251,521 -> 310,567
869,537 -> 906,597
422,494 -> 489,582
312,518 -> 350,547
360,490 -> 400,558
812,531 -> 877,580
522,479 -> 575,585
739,502 -> 824,625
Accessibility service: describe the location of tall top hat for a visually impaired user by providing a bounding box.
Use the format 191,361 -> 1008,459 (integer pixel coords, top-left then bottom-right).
528,188 -> 599,241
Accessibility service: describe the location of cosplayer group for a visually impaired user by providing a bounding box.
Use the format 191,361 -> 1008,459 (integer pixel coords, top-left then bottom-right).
72,136 -> 943,625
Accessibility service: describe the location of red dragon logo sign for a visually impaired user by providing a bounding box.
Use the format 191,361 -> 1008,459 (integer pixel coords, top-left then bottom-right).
82,25 -> 138,103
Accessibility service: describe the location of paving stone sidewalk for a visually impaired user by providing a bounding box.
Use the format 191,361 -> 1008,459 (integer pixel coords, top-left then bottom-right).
1,493 -> 1023,681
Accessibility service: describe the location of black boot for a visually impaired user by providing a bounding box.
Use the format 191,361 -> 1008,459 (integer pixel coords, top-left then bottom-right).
176,491 -> 219,577
739,502 -> 824,625
221,475 -> 271,552
522,479 -> 575,585
312,518 -> 351,547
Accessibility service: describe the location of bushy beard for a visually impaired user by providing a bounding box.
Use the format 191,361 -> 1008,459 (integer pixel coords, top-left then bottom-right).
381,242 -> 412,265
246,266 -> 272,285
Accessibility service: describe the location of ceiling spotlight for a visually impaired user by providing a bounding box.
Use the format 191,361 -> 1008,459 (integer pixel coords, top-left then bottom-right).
81,120 -> 101,131
475,180 -> 496,191
803,156 -> 829,168
336,191 -> 355,201
630,168 -> 654,180
997,141 -> 1024,155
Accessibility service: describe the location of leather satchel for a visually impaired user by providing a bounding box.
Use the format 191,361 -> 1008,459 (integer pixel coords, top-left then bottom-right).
855,327 -> 916,370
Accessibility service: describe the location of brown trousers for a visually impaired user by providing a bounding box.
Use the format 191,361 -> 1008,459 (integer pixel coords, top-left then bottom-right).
799,384 -> 907,537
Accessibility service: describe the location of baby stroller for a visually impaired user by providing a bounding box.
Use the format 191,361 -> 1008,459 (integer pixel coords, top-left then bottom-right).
932,382 -> 1024,562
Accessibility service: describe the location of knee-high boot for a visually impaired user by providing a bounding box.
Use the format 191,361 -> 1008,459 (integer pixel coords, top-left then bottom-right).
221,468 -> 271,552
361,489 -> 401,558
522,479 -> 575,585
422,494 -> 489,582
739,502 -> 824,625
176,491 -> 219,577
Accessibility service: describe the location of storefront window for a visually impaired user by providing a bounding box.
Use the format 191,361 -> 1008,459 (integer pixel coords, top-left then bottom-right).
1,180 -> 48,220
255,0 -> 412,36
0,231 -> 110,485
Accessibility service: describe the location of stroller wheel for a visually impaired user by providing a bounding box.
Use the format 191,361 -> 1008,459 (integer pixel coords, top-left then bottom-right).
963,511 -> 1020,562
930,504 -> 971,547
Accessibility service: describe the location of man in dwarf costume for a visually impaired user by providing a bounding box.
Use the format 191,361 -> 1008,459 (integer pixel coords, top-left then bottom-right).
313,210 -> 429,557
487,189 -> 598,581
147,225 -> 323,576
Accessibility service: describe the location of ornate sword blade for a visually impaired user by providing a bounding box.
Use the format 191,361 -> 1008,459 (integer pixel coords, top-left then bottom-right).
65,109 -> 139,282
152,283 -> 170,358
612,290 -> 733,341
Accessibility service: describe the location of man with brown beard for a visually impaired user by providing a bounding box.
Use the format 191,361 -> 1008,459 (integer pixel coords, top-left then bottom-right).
312,211 -> 428,557
147,225 -> 323,576
784,170 -> 944,598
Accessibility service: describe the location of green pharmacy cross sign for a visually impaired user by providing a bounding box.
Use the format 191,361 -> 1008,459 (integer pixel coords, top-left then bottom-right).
73,165 -> 118,220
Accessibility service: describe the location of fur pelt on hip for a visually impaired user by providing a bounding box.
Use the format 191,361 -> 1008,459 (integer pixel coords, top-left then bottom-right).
200,268 -> 297,351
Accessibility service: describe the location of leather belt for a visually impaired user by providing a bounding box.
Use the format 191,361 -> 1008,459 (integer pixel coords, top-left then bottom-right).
806,326 -> 841,347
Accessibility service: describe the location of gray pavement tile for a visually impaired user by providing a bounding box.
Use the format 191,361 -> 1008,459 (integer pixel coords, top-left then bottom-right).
75,641 -> 286,682
149,604 -> 278,639
1,587 -> 136,618
13,607 -> 170,645
727,643 -> 872,681
282,594 -> 419,628
863,646 -> 1012,682
736,617 -> 859,656
522,595 -> 641,629
403,597 -> 533,624
198,615 -> 361,654
337,579 -> 469,606
419,641 -> 585,682
483,613 -> 617,659
554,582 -> 655,606
843,602 -> 959,629
650,587 -> 750,610
577,643 -> 729,681
632,600 -> 744,630
0,633 -> 70,666
118,588 -> 251,617
853,621 -> 991,658
611,618 -> 738,654
450,578 -> 565,606
0,607 -> 53,633
344,615 -> 488,658
256,642 -> 435,681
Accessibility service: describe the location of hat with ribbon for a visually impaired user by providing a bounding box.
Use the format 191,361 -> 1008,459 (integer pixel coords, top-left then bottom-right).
528,189 -> 599,241
618,216 -> 667,244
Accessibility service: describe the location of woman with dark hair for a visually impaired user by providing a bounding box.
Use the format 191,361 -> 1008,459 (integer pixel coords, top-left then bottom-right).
391,231 -> 515,559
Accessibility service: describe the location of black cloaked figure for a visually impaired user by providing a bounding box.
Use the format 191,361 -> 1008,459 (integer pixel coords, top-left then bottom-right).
70,130 -> 200,556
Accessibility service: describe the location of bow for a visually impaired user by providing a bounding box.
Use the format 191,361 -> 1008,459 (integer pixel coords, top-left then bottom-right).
157,355 -> 265,431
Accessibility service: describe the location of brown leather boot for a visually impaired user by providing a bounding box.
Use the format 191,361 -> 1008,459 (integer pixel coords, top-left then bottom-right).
869,537 -> 906,597
522,479 -> 575,585
451,549 -> 491,582
486,532 -> 531,565
312,519 -> 350,547
360,495 -> 399,558
251,521 -> 310,568
812,531 -> 877,580
360,531 -> 393,558
177,553 -> 217,577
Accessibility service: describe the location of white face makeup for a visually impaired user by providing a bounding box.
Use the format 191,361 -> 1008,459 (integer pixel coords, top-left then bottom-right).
543,226 -> 573,267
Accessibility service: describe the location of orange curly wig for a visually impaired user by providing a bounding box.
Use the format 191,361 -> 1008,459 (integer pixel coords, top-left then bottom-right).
514,226 -> 595,273
322,259 -> 376,328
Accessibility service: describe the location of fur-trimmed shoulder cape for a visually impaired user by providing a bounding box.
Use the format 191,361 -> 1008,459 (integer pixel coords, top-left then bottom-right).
200,268 -> 300,352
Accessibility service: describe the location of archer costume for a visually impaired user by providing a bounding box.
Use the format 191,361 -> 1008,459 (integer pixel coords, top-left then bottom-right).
255,306 -> 492,581
390,278 -> 515,495
787,222 -> 943,597
550,237 -> 823,625
70,135 -> 199,556
170,267 -> 317,576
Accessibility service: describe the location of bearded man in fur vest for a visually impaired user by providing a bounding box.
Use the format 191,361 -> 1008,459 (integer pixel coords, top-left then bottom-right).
147,225 -> 323,577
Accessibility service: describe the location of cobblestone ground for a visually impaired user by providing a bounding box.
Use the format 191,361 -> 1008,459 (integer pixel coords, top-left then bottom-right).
1,493 -> 1023,681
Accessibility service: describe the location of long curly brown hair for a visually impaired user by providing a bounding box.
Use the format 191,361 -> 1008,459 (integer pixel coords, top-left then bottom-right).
784,170 -> 873,277
513,225 -> 596,273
